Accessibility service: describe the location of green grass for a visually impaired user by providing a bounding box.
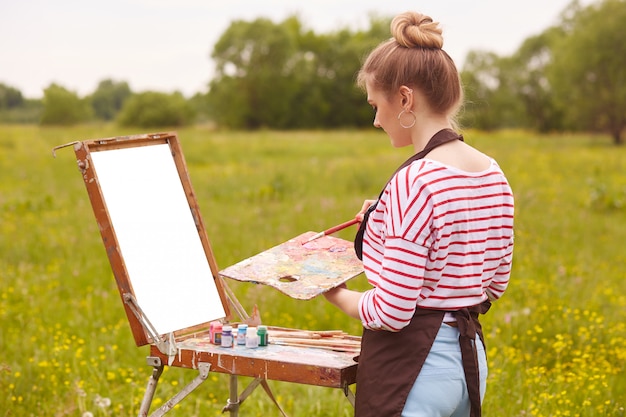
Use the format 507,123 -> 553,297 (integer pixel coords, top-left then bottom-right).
1,125 -> 625,416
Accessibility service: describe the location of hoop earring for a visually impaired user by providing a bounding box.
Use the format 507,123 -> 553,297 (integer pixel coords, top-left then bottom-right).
398,110 -> 416,129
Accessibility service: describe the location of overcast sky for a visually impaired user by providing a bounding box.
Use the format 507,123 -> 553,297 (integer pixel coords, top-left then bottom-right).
0,0 -> 592,99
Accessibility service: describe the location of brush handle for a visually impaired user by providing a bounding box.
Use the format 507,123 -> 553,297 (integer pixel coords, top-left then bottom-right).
304,218 -> 359,243
323,218 -> 359,235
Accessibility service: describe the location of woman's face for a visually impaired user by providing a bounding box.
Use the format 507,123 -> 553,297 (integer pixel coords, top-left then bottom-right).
365,81 -> 412,148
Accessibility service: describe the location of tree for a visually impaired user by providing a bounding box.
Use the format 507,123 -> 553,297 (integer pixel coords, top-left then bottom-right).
0,83 -> 24,109
302,16 -> 390,128
90,79 -> 131,121
40,83 -> 92,125
460,51 -> 526,130
208,17 -> 300,129
461,51 -> 501,130
549,0 -> 626,144
206,14 -> 388,129
502,29 -> 567,132
0,83 -> 43,123
117,91 -> 195,127
461,33 -> 568,132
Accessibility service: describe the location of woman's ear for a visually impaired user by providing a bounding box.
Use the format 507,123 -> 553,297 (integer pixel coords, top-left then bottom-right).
400,86 -> 413,108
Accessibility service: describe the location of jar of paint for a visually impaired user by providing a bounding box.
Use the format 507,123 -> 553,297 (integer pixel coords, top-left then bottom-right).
246,327 -> 259,348
209,321 -> 219,342
236,324 -> 248,345
221,325 -> 233,348
257,325 -> 268,346
211,322 -> 223,345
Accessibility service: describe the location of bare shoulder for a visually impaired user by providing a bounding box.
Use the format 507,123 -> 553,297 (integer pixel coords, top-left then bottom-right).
425,140 -> 491,173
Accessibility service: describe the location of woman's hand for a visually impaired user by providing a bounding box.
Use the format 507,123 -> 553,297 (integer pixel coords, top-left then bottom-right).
356,199 -> 377,222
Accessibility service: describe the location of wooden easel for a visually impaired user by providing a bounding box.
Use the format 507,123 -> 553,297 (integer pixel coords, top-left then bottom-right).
55,132 -> 360,416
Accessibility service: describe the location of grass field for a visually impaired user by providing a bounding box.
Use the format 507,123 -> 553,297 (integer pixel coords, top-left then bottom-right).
1,124 -> 625,416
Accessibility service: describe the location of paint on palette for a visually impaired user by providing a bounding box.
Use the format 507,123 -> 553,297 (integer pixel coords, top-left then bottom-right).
219,232 -> 364,300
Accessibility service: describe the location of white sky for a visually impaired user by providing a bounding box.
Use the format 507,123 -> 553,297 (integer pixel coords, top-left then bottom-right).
0,0 -> 592,99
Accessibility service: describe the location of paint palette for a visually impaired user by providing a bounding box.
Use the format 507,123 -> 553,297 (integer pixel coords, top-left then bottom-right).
219,232 -> 364,300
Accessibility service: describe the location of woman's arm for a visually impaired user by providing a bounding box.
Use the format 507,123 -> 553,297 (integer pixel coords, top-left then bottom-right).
323,285 -> 363,320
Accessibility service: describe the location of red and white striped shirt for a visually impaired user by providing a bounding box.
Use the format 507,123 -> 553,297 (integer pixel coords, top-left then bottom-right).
358,158 -> 514,332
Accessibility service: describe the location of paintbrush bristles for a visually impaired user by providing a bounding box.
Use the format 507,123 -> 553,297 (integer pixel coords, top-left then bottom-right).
304,231 -> 325,244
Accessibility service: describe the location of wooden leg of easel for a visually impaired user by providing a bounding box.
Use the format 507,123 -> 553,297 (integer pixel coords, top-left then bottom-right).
138,357 -> 164,417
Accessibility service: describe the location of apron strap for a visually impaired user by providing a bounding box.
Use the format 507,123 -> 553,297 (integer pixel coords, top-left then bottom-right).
354,128 -> 463,260
453,300 -> 492,417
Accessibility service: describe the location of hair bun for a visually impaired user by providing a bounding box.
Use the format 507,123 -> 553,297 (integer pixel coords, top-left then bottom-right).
391,12 -> 444,49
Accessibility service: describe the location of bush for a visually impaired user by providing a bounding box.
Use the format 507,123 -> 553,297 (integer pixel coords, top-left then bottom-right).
40,84 -> 92,126
90,79 -> 132,121
117,91 -> 195,127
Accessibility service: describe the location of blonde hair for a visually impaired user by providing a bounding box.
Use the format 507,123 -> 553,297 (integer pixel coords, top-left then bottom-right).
357,11 -> 463,120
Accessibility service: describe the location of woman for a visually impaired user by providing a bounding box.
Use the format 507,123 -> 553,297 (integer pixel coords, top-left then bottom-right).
323,11 -> 514,417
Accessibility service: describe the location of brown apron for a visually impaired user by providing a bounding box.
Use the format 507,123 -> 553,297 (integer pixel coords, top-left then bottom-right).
353,129 -> 488,417
355,302 -> 491,417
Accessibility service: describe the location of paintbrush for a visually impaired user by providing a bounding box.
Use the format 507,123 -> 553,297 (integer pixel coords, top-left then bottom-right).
303,218 -> 359,244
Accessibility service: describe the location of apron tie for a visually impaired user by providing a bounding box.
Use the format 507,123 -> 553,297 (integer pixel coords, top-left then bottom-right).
453,308 -> 481,417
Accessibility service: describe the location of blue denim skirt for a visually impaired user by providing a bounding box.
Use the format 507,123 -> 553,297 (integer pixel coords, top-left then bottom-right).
401,322 -> 488,417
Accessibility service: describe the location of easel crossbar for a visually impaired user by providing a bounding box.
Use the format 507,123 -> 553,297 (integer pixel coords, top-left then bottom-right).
138,357 -> 294,417
139,359 -> 211,417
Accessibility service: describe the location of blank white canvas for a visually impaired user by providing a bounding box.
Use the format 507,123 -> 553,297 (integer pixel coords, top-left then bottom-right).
90,143 -> 225,335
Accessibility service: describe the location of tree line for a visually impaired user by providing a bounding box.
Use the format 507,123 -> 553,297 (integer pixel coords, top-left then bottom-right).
0,0 -> 623,144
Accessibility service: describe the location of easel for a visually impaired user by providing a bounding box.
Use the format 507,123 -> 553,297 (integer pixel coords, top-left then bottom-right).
55,132 -> 360,416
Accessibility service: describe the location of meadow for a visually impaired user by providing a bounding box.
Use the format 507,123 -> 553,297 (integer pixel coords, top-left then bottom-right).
1,124 -> 625,416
